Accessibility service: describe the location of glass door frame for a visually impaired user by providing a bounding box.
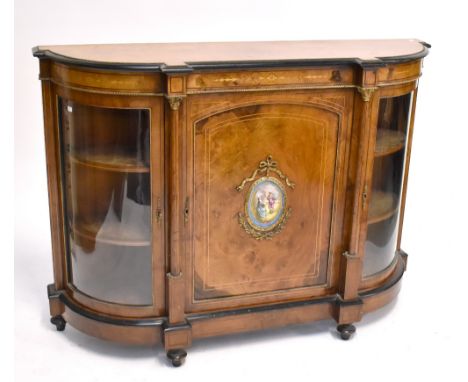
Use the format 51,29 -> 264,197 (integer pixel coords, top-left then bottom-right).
52,84 -> 166,318
359,81 -> 419,290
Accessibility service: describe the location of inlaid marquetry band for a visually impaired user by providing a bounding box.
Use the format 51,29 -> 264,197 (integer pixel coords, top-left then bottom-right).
40,76 -> 421,97
185,77 -> 420,95
39,77 -> 164,96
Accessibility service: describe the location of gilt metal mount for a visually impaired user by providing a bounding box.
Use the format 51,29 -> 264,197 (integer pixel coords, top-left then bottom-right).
236,155 -> 295,240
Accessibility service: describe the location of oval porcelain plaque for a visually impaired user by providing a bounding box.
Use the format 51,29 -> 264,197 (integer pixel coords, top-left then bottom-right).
245,177 -> 286,232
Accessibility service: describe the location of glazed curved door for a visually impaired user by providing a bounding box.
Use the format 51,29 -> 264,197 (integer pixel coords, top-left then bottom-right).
362,92 -> 414,278
185,91 -> 354,312
56,88 -> 165,317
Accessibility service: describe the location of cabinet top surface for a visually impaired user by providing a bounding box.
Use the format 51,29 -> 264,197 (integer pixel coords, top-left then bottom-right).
33,39 -> 429,71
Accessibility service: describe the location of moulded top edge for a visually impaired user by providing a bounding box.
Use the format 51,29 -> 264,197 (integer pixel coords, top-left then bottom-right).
32,39 -> 430,72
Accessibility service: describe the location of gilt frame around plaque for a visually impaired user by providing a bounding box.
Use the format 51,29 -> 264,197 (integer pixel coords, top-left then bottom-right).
236,155 -> 294,240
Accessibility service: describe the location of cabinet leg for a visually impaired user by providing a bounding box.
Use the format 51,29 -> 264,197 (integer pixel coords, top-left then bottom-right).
337,324 -> 356,340
166,349 -> 187,367
50,315 -> 66,331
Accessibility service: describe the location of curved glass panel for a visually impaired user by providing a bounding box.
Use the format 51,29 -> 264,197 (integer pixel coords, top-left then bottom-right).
59,98 -> 152,305
363,93 -> 413,277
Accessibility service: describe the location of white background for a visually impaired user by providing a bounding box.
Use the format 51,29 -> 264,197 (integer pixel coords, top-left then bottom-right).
12,0 -> 468,381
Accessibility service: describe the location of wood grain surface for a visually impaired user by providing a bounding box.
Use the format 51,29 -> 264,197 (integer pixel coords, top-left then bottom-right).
34,42 -> 429,353
35,39 -> 427,67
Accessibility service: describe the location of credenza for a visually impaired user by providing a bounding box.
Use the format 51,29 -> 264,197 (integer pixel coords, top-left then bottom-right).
33,39 -> 430,366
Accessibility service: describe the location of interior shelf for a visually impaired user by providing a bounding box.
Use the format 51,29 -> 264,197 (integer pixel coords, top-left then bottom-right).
70,220 -> 151,247
375,129 -> 406,157
70,148 -> 150,173
367,191 -> 399,225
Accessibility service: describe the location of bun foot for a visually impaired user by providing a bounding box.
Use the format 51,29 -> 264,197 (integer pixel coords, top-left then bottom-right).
166,349 -> 187,367
50,315 -> 66,331
337,324 -> 356,340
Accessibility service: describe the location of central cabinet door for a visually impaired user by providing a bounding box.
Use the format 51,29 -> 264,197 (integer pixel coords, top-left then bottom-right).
185,91 -> 353,311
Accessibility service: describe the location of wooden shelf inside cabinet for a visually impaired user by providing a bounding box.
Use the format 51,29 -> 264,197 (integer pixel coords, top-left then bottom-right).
375,129 -> 406,157
71,220 -> 151,247
70,148 -> 150,173
368,191 -> 399,225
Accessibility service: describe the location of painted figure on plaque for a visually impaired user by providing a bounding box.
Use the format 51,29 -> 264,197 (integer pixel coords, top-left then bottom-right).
248,178 -> 285,231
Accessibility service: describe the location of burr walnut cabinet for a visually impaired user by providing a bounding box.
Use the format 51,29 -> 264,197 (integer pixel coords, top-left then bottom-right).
33,40 -> 430,366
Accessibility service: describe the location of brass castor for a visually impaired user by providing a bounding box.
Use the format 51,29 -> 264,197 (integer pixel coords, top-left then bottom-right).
337,324 -> 356,340
50,315 -> 66,331
166,349 -> 187,367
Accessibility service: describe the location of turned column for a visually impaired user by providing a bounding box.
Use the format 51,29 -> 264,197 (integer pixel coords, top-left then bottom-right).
163,73 -> 191,366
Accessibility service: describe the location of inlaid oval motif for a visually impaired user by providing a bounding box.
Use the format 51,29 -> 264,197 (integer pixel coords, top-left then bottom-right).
246,177 -> 286,232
